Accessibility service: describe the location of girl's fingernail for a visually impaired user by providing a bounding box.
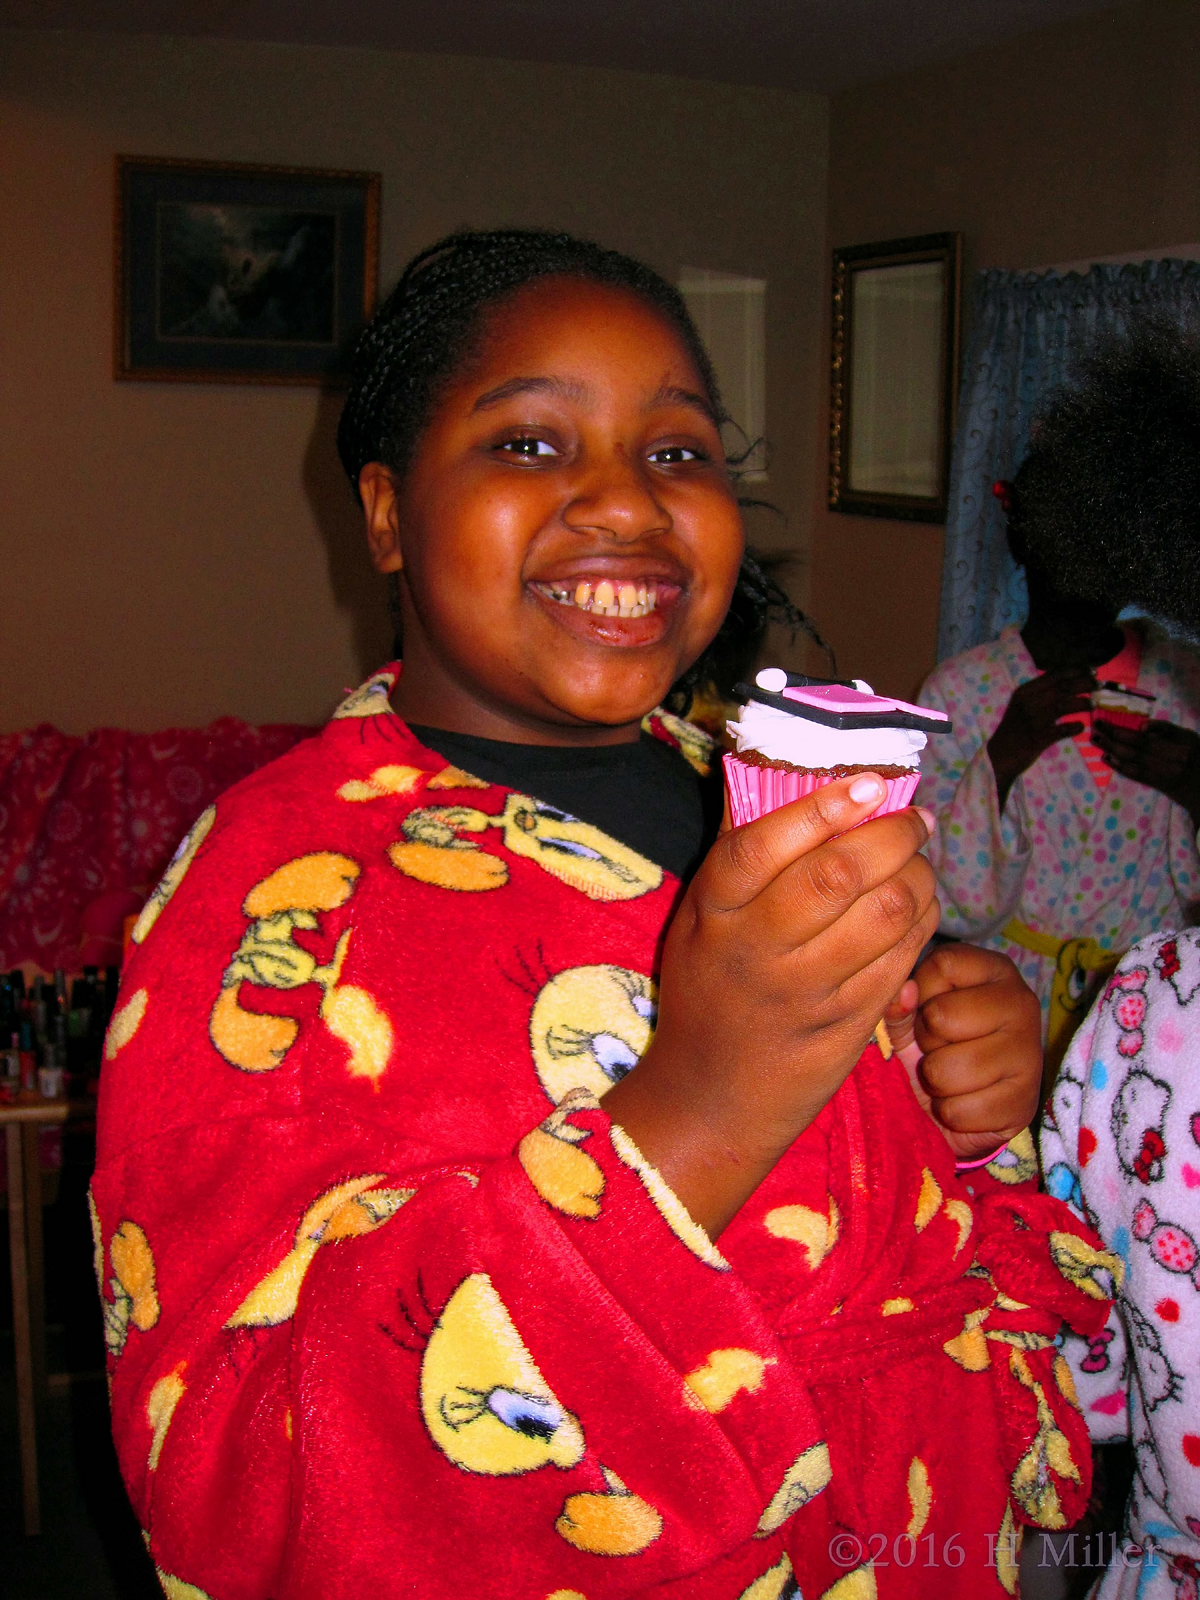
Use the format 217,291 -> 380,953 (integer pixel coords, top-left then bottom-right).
849,775 -> 884,803
916,806 -> 937,832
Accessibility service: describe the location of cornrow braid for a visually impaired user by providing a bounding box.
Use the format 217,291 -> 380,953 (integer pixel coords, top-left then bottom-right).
339,226 -> 831,705
337,227 -> 724,491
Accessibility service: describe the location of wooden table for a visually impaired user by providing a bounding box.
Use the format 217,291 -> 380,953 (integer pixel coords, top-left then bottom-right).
3,1094 -> 74,1536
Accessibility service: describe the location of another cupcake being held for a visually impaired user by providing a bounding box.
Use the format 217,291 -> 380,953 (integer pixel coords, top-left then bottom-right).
1090,679 -> 1156,732
724,667 -> 951,827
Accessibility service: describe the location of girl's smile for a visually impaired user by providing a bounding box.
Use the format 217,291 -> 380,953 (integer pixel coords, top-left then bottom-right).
359,276 -> 744,745
529,540 -> 685,631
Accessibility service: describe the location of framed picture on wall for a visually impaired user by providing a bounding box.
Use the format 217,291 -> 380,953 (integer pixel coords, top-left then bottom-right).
114,156 -> 380,384
828,231 -> 962,522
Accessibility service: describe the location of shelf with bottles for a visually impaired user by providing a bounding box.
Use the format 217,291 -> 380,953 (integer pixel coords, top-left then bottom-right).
1,964 -> 119,1105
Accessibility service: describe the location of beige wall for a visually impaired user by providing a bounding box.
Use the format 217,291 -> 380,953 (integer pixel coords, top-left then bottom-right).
0,29 -> 828,733
811,0 -> 1200,699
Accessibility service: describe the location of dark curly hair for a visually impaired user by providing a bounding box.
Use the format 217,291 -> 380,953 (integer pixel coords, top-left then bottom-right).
336,227 -> 831,704
1008,317 -> 1200,627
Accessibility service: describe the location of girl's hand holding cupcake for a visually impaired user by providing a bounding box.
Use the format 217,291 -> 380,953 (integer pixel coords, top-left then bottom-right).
883,943 -> 1042,1162
602,773 -> 940,1238
986,665 -> 1094,810
1092,716 -> 1200,828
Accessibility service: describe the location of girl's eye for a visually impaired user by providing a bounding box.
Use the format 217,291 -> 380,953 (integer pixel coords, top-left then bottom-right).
498,436 -> 559,459
648,445 -> 705,465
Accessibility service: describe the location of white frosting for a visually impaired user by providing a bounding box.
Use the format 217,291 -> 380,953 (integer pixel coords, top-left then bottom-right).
727,698 -> 926,769
1092,686 -> 1153,714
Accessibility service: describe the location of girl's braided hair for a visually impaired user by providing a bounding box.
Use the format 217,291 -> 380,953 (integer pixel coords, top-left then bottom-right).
1007,316 -> 1200,628
337,227 -> 830,706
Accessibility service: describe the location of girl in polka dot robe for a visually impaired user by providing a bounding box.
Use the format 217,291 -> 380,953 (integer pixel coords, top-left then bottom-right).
916,326 -> 1200,1065
916,622 -> 1200,1046
1043,928 -> 1200,1597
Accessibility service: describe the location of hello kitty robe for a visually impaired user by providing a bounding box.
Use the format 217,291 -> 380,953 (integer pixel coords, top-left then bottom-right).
915,624 -> 1200,1028
1042,929 -> 1200,1598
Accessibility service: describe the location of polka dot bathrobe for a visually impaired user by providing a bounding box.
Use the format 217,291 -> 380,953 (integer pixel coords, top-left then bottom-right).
93,666 -> 1113,1600
916,624 -> 1200,1048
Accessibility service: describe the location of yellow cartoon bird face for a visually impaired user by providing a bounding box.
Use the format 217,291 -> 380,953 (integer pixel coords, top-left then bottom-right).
131,804 -> 216,945
386,797 -> 663,900
331,669 -> 397,719
530,964 -> 657,1104
986,1127 -> 1039,1185
421,1274 -> 585,1476
1049,1230 -> 1124,1300
755,1441 -> 832,1535
498,797 -> 663,902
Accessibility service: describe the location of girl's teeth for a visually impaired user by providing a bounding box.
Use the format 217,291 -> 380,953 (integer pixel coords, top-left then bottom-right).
538,579 -> 660,616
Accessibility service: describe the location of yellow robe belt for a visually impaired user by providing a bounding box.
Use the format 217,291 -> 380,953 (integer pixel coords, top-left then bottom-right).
1001,918 -> 1123,1076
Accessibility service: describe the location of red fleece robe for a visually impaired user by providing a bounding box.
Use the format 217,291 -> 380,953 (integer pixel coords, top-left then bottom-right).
93,665 -> 1120,1600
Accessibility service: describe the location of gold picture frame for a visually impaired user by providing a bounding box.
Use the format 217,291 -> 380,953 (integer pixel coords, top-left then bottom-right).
829,232 -> 962,522
114,156 -> 380,384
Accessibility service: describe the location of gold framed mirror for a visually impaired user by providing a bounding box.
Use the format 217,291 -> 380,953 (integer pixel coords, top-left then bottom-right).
828,231 -> 962,523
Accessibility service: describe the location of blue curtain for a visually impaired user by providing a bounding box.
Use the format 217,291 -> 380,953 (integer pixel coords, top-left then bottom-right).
937,259 -> 1200,661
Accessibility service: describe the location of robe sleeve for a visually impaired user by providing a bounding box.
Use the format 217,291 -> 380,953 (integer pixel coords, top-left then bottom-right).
93,940 -> 828,1599
1038,994 -> 1131,1444
1167,800 -> 1200,912
916,667 -> 1031,942
1159,638 -> 1200,912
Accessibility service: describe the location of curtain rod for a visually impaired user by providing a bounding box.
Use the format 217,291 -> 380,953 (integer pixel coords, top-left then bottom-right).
1028,244 -> 1200,276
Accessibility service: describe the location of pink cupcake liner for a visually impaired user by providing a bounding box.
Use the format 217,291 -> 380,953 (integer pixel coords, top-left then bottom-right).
1092,708 -> 1149,732
723,753 -> 919,830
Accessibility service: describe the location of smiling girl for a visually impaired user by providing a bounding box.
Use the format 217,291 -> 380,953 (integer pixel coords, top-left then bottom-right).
95,230 -> 1116,1600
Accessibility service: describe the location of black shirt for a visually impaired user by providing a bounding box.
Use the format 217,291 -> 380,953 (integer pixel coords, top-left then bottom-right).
408,725 -> 722,881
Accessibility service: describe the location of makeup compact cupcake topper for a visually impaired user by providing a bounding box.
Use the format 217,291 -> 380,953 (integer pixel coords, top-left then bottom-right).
724,669 -> 952,828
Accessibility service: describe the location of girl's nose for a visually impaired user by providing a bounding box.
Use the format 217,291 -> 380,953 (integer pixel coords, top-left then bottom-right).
563,449 -> 671,543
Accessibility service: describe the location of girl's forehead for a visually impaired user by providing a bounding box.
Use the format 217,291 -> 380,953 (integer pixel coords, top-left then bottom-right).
461,277 -> 702,391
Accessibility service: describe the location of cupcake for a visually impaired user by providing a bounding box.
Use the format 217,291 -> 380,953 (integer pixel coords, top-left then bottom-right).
723,669 -> 951,829
1091,681 -> 1155,733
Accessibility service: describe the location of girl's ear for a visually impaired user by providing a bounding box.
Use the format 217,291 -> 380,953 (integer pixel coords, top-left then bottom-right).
359,462 -> 405,574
